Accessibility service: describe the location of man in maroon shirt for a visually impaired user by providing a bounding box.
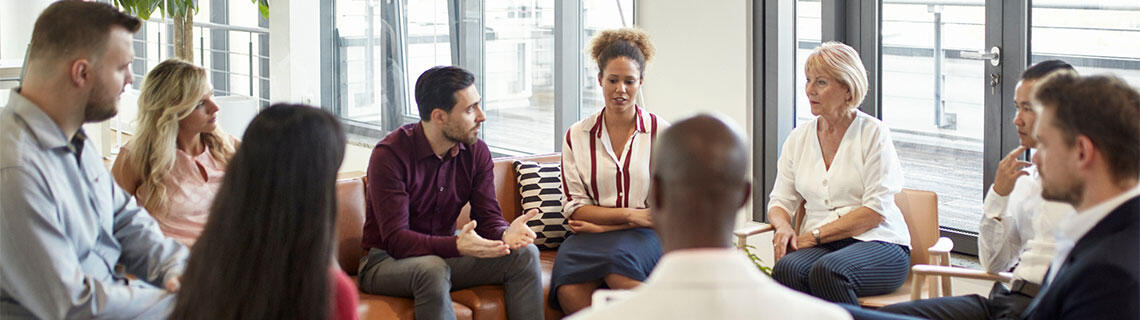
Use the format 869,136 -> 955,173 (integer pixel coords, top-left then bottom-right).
358,66 -> 543,320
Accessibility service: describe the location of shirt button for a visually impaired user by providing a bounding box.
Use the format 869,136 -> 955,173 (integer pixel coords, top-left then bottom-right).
439,187 -> 444,192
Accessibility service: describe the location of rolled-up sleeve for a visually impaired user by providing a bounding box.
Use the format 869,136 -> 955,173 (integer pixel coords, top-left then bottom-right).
0,167 -> 172,320
859,125 -> 904,217
468,143 -> 509,240
111,180 -> 188,288
561,130 -> 594,217
368,146 -> 460,259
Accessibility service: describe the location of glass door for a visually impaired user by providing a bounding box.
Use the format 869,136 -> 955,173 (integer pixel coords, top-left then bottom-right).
880,1 -> 992,238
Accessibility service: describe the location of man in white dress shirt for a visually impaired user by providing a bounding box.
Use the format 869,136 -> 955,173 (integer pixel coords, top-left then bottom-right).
0,2 -> 188,319
568,114 -> 850,320
878,60 -> 1077,320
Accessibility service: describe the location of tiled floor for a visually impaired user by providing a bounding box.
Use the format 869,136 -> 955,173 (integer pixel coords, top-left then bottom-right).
951,252 -> 983,270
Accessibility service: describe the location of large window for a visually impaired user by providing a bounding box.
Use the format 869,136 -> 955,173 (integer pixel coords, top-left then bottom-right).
123,0 -> 269,139
580,0 -> 634,119
1030,2 -> 1140,87
333,0 -> 450,130
764,0 -> 1140,254
482,1 -> 555,155
880,2 -> 986,235
794,0 -> 821,123
129,0 -> 269,104
328,0 -> 634,155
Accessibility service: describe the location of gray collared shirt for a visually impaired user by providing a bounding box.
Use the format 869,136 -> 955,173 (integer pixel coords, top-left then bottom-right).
0,88 -> 189,319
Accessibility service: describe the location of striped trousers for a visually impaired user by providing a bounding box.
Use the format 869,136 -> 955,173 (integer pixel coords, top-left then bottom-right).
773,238 -> 910,304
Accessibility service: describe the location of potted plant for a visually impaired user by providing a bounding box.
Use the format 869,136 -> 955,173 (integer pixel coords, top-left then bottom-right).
112,0 -> 268,63
738,244 -> 774,276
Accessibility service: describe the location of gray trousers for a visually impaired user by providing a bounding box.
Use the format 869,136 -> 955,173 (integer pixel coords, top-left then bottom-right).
358,245 -> 543,320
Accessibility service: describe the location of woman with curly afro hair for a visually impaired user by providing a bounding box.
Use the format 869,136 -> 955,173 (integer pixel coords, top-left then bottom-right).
552,27 -> 670,315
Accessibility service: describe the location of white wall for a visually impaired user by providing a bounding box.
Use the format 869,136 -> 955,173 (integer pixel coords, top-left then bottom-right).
636,1 -> 755,227
636,1 -> 752,126
0,1 -> 107,156
342,143 -> 373,174
0,0 -> 52,60
268,0 -> 321,105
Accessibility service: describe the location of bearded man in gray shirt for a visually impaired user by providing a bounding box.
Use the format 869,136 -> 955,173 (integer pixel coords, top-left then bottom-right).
0,1 -> 188,319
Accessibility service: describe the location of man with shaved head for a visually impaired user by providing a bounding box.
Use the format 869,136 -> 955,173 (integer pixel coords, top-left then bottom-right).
568,114 -> 849,320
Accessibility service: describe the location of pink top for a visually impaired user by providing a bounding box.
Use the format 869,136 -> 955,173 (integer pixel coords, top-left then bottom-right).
121,142 -> 227,247
331,268 -> 359,320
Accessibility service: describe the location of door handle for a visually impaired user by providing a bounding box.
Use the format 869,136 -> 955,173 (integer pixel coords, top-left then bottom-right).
961,46 -> 1001,67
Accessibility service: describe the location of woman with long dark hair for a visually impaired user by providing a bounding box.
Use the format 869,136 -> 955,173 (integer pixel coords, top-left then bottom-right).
169,104 -> 357,320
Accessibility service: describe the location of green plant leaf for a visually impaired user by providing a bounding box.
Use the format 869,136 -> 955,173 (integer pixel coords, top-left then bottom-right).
253,0 -> 269,19
736,243 -> 774,276
146,0 -> 163,20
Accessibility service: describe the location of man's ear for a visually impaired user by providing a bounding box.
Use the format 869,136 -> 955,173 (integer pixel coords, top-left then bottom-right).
1074,135 -> 1097,170
430,108 -> 448,124
70,59 -> 90,88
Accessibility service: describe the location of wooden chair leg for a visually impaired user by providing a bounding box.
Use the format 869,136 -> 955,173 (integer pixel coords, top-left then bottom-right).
939,252 -> 952,297
911,273 -> 926,300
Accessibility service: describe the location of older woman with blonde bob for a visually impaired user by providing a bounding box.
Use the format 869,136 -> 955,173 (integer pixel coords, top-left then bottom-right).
768,42 -> 911,304
112,59 -> 237,247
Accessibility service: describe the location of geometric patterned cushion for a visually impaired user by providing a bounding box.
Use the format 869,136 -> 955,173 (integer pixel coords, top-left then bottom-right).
514,160 -> 569,249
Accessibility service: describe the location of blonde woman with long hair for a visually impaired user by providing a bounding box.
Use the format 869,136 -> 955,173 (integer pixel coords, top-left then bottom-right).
112,59 -> 237,247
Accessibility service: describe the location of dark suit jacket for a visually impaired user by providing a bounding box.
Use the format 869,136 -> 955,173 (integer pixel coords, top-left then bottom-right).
1023,195 -> 1139,320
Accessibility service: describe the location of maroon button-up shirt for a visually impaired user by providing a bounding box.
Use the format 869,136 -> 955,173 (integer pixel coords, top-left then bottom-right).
362,122 -> 509,259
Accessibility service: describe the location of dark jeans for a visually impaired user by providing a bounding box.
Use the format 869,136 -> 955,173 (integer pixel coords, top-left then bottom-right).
877,282 -> 1034,320
357,246 -> 544,320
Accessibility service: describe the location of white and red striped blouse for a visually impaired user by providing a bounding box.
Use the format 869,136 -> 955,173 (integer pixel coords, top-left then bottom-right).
561,106 -> 668,216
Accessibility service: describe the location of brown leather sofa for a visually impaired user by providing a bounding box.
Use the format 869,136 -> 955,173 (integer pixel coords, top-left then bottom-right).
336,154 -> 564,320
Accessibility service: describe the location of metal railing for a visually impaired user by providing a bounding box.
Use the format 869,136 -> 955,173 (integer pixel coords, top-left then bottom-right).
800,1 -> 1140,131
132,18 -> 270,107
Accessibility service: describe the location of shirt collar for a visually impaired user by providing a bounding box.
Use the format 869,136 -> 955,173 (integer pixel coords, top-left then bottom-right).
7,88 -> 72,150
584,105 -> 650,135
1057,185 -> 1140,243
634,105 -> 648,134
412,122 -> 466,160
644,248 -> 772,287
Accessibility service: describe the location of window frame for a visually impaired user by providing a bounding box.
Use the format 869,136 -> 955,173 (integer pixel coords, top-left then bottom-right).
320,0 -> 635,155
754,0 -> 1032,255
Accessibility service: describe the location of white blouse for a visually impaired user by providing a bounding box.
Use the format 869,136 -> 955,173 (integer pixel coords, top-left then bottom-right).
562,107 -> 668,216
767,111 -> 911,247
